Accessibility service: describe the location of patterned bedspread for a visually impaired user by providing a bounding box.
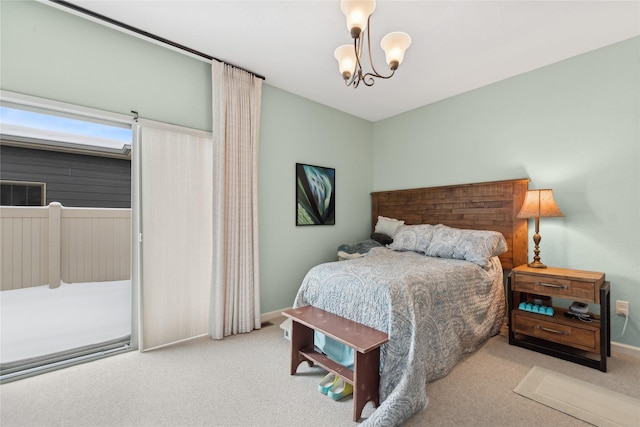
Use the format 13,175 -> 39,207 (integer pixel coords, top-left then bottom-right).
293,247 -> 505,426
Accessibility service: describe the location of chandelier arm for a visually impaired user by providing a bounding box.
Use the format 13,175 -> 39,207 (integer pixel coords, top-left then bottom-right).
363,76 -> 375,86
346,40 -> 357,88
345,65 -> 360,88
345,68 -> 360,87
355,35 -> 365,83
346,31 -> 366,88
346,74 -> 360,88
364,17 -> 393,79
362,69 -> 395,82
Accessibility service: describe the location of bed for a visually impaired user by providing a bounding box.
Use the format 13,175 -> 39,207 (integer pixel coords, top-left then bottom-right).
0,279 -> 131,378
292,179 -> 529,426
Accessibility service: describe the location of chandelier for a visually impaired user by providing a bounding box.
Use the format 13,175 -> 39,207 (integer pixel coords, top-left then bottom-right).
334,0 -> 411,88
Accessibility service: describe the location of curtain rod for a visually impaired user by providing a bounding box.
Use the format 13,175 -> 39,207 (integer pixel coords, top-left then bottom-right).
49,0 -> 266,81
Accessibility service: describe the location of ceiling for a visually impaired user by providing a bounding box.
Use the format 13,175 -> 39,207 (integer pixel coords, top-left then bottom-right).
57,1 -> 639,122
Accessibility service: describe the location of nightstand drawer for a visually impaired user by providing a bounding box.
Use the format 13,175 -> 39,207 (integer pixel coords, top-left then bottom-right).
513,274 -> 595,301
512,312 -> 598,353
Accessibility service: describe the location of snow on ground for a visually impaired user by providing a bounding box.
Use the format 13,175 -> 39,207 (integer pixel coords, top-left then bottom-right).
0,280 -> 131,364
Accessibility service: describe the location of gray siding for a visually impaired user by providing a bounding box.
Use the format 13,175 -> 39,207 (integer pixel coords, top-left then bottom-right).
1,145 -> 131,208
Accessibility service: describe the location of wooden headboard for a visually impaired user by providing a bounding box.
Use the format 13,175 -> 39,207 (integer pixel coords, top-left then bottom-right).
371,179 -> 530,270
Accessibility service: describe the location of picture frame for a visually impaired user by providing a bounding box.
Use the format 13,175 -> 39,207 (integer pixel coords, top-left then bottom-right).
296,163 -> 335,226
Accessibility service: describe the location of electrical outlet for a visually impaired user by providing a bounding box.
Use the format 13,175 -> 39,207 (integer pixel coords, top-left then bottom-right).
616,300 -> 630,316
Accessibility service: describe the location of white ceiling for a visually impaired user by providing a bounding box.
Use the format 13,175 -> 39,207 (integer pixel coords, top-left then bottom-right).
59,1 -> 639,122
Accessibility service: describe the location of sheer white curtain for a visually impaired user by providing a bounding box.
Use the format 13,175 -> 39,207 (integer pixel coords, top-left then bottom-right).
134,120 -> 213,350
210,62 -> 263,339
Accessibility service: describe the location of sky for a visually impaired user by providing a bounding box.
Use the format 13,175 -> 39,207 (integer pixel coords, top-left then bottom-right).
0,106 -> 132,149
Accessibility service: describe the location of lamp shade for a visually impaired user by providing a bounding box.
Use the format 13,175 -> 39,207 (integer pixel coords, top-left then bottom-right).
334,45 -> 357,80
380,32 -> 411,69
517,189 -> 564,218
341,0 -> 376,37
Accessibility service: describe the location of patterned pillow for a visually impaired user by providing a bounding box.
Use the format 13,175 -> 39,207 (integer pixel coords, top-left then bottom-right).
425,224 -> 507,269
374,216 -> 405,238
387,224 -> 435,254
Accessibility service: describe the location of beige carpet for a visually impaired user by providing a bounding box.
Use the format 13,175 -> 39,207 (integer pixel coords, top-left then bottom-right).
2,320 -> 639,427
514,365 -> 640,427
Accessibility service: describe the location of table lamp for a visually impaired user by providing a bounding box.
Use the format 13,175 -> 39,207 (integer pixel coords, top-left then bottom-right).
517,189 -> 564,268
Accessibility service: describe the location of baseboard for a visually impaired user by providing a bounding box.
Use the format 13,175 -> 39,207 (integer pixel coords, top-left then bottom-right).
612,341 -> 640,360
261,307 -> 291,324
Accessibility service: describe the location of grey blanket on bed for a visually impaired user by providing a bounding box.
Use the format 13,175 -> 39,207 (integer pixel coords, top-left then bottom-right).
293,247 -> 504,427
337,239 -> 383,254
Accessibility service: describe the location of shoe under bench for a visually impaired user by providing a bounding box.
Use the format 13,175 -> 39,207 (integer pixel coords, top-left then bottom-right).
282,305 -> 389,422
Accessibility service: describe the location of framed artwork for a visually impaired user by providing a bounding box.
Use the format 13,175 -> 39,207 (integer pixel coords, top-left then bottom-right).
296,163 -> 335,226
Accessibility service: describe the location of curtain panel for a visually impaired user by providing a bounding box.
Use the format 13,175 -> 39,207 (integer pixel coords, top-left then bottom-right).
210,62 -> 263,339
134,120 -> 213,350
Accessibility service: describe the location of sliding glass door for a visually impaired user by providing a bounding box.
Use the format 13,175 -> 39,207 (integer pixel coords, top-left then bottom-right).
0,93 -> 134,382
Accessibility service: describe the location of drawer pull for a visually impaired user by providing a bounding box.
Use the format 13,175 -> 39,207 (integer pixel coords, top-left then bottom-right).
536,281 -> 568,289
537,325 -> 568,335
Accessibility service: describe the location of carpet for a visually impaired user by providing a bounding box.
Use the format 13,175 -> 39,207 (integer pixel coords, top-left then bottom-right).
514,366 -> 640,427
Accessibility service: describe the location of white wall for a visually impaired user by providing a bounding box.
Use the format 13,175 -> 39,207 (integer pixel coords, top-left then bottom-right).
373,37 -> 640,348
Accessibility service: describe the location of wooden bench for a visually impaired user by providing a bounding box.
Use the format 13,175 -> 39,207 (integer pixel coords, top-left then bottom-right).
282,305 -> 389,422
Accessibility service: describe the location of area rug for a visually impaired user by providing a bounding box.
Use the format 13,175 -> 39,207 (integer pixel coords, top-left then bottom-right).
514,365 -> 640,427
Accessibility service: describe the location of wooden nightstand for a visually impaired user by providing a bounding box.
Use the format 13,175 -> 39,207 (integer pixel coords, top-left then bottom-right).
508,265 -> 610,372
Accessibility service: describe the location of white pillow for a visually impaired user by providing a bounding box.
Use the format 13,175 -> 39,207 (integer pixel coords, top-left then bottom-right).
374,216 -> 405,237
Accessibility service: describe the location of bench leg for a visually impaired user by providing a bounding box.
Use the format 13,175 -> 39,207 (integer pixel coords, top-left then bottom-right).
289,321 -> 314,375
352,347 -> 381,422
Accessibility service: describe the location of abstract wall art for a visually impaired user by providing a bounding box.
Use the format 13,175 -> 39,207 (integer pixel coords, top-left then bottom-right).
296,163 -> 335,226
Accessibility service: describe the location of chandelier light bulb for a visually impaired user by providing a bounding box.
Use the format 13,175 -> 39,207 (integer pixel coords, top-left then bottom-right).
381,32 -> 411,70
341,0 -> 376,38
334,45 -> 357,80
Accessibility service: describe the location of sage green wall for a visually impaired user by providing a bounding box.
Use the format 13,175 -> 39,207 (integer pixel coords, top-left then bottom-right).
259,86 -> 372,313
373,37 -> 640,348
0,1 -> 211,130
0,1 -> 373,315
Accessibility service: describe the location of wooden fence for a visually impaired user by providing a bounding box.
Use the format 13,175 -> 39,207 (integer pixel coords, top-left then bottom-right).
1,202 -> 131,290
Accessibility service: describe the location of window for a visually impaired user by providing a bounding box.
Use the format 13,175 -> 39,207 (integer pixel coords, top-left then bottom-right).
1,94 -> 133,208
0,105 -> 132,157
0,181 -> 45,206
